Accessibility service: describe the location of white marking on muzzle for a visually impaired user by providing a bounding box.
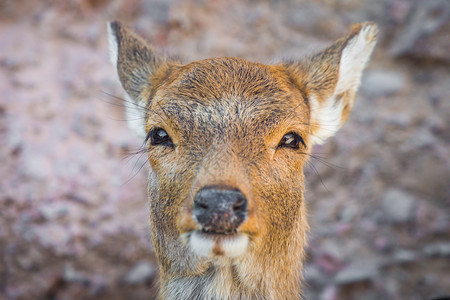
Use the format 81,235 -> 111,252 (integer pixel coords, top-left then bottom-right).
189,231 -> 249,258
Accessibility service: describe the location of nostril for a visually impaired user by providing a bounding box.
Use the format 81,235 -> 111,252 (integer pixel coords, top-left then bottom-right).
233,198 -> 246,212
197,202 -> 208,210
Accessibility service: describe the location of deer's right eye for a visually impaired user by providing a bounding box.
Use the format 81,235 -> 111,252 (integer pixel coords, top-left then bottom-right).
146,128 -> 174,147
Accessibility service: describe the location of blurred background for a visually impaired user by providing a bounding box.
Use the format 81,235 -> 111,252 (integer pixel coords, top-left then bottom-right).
0,0 -> 449,299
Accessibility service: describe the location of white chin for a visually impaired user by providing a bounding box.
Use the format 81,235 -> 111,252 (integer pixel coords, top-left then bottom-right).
188,231 -> 249,258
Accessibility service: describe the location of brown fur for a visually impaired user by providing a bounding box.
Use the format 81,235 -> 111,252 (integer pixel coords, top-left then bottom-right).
108,21 -> 378,299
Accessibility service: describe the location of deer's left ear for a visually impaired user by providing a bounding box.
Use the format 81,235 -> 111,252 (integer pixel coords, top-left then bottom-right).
285,22 -> 378,145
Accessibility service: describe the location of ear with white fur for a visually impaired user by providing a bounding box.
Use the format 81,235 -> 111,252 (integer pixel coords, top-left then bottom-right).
285,22 -> 378,145
107,21 -> 165,137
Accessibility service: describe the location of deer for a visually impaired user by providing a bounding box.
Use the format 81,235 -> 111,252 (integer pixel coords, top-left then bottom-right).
107,21 -> 378,299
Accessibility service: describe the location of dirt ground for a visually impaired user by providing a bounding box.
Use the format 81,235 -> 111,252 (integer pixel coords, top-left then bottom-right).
0,0 -> 449,299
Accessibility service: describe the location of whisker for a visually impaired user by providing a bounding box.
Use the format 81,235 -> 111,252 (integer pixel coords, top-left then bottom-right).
308,154 -> 344,170
121,151 -> 149,186
305,159 -> 328,192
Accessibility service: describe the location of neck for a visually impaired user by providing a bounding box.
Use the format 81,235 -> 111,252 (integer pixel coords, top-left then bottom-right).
160,253 -> 304,300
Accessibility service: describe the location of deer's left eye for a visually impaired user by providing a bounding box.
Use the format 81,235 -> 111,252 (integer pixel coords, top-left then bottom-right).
278,132 -> 306,150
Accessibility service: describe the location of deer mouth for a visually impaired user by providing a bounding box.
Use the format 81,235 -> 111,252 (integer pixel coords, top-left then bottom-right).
201,228 -> 238,235
187,230 -> 249,258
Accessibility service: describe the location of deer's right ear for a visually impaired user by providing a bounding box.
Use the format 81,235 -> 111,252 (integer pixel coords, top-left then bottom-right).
107,21 -> 164,137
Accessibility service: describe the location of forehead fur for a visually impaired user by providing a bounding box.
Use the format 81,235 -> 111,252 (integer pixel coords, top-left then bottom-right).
174,57 -> 286,100
149,57 -> 308,125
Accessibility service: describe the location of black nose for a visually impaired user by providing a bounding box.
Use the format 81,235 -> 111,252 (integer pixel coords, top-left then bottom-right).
193,187 -> 247,234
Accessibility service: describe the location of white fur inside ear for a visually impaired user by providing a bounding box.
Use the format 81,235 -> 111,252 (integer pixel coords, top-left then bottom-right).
107,22 -> 118,69
124,92 -> 147,138
336,24 -> 378,95
107,23 -> 147,138
310,95 -> 344,145
311,24 -> 377,145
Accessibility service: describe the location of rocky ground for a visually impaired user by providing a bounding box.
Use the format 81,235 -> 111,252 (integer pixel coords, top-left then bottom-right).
0,0 -> 449,299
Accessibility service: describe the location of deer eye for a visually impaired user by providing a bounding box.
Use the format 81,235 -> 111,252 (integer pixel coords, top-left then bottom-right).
278,132 -> 306,150
146,128 -> 173,147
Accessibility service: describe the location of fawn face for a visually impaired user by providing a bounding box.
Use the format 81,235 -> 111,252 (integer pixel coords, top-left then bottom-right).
108,21 -> 378,283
